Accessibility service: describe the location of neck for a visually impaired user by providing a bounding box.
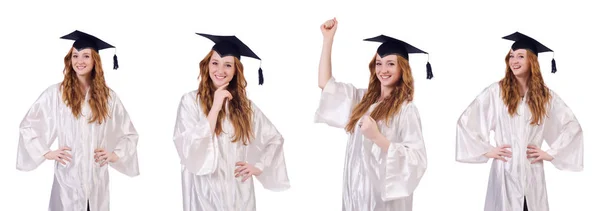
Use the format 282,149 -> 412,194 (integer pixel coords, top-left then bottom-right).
379,85 -> 392,101
77,75 -> 91,91
515,74 -> 529,97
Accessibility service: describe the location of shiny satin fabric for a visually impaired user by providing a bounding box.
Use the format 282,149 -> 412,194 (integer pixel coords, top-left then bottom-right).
314,77 -> 427,211
173,91 -> 290,211
16,83 -> 140,211
456,82 -> 583,211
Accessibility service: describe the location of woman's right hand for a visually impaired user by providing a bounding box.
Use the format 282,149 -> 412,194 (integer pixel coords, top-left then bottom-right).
44,146 -> 72,165
321,18 -> 337,41
484,144 -> 512,162
212,83 -> 232,111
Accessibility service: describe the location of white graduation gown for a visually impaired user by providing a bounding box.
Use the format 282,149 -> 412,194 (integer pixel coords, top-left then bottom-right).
173,90 -> 290,211
314,77 -> 428,211
16,83 -> 140,211
455,82 -> 583,211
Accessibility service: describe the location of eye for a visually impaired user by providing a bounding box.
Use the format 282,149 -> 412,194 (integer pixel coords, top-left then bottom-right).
388,63 -> 395,66
519,56 -> 524,59
226,64 -> 232,68
376,62 -> 382,66
211,62 -> 218,65
84,55 -> 90,58
72,55 -> 78,58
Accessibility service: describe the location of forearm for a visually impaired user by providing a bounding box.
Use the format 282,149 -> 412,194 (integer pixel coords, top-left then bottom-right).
372,132 -> 391,152
207,107 -> 220,132
318,38 -> 333,89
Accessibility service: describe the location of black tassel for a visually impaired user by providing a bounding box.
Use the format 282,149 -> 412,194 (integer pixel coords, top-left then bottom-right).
551,58 -> 557,73
113,54 -> 119,70
258,67 -> 264,85
426,62 -> 433,79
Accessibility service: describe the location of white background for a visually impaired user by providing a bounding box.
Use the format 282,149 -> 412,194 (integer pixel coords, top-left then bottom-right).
0,0 -> 598,210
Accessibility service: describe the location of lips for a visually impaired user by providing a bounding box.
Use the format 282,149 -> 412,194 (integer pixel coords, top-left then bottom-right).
214,75 -> 226,79
380,75 -> 391,79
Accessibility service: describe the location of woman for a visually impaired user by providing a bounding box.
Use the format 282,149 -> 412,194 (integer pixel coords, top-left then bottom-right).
455,32 -> 583,211
16,30 -> 140,211
314,18 -> 429,211
173,33 -> 290,211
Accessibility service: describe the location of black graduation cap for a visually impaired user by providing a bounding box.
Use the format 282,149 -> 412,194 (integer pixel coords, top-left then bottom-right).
60,30 -> 119,70
364,35 -> 433,79
196,33 -> 264,85
502,32 -> 557,73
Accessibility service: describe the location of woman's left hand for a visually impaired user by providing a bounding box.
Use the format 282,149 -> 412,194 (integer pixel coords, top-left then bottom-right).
527,145 -> 554,164
234,161 -> 262,182
359,115 -> 381,140
94,148 -> 119,166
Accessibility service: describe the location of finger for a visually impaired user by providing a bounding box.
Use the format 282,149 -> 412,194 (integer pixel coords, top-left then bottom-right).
100,159 -> 109,166
217,83 -> 229,91
531,157 -> 542,164
226,92 -> 233,101
236,161 -> 247,166
500,152 -> 512,158
501,149 -> 512,154
241,168 -> 251,175
242,174 -> 251,182
367,116 -> 375,122
500,144 -> 511,149
527,145 -> 538,149
56,157 -> 66,165
63,151 -> 72,158
235,166 -> 247,173
497,156 -> 507,162
61,146 -> 71,151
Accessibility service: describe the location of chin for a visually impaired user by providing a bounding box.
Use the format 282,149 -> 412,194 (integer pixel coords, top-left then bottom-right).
511,70 -> 529,77
75,70 -> 92,76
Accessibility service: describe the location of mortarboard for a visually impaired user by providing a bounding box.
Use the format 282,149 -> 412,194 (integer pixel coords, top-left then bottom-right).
60,30 -> 119,70
502,32 -> 557,73
196,33 -> 264,85
364,35 -> 433,79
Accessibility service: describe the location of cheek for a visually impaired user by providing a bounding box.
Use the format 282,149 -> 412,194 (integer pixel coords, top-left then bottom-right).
226,67 -> 236,78
391,67 -> 401,78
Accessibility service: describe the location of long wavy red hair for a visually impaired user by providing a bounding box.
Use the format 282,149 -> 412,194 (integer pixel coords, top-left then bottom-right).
499,49 -> 551,125
60,48 -> 110,124
197,50 -> 254,145
344,54 -> 414,133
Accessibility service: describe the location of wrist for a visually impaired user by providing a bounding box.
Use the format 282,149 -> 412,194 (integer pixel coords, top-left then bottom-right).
374,133 -> 390,150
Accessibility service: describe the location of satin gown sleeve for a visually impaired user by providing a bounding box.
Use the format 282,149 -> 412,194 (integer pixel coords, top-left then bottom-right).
382,102 -> 428,201
542,91 -> 584,171
314,77 -> 365,128
105,93 -> 140,177
173,93 -> 219,175
455,85 -> 497,163
246,102 -> 290,191
16,85 -> 59,171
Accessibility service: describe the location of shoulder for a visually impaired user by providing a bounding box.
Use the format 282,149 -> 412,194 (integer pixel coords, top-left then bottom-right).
472,81 -> 501,102
249,99 -> 262,115
36,82 -> 62,101
400,101 -> 421,117
179,89 -> 200,105
44,83 -> 62,95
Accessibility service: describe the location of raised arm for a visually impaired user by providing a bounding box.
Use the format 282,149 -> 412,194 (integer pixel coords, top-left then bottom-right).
318,18 -> 337,89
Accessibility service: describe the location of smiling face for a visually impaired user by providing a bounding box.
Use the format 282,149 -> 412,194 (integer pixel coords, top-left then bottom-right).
375,54 -> 402,87
508,48 -> 531,78
208,51 -> 236,88
70,48 -> 95,77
